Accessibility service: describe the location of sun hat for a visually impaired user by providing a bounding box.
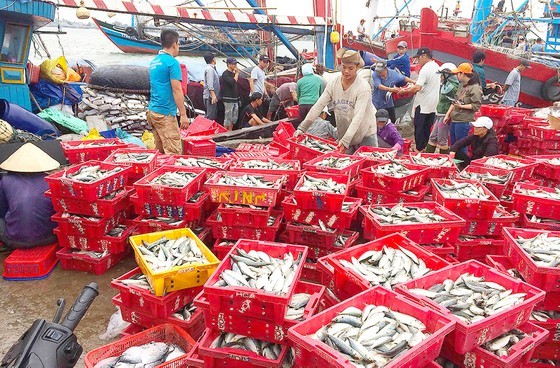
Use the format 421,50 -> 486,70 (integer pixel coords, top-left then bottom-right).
336,48 -> 365,68
0,143 -> 60,173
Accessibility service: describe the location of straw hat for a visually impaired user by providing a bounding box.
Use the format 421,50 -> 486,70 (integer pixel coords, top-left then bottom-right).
0,143 -> 60,173
336,48 -> 365,68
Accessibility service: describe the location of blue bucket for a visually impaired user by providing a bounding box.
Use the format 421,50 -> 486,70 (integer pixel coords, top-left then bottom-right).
0,99 -> 59,136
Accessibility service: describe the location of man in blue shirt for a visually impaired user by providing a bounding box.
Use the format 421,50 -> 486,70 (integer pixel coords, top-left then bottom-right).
147,29 -> 188,154
387,40 -> 411,77
532,37 -> 544,53
372,62 -> 414,123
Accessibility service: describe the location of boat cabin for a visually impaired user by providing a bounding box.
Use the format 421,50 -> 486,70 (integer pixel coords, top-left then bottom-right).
0,0 -> 55,110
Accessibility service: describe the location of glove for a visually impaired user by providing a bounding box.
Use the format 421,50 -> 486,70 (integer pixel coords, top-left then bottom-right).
392,143 -> 402,151
294,130 -> 303,137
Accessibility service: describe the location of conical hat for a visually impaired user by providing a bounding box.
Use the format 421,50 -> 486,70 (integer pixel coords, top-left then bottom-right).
0,143 -> 60,173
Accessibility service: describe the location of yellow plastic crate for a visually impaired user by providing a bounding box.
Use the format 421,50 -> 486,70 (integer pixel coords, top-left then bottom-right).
129,228 -> 220,296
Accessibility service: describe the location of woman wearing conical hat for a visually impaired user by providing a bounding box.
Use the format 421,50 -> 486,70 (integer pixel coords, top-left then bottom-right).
0,143 -> 59,249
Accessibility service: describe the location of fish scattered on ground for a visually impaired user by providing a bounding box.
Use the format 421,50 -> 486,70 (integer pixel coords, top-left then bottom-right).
300,175 -> 347,194
65,165 -> 123,183
171,302 -> 197,322
174,157 -> 226,169
339,246 -> 432,289
213,249 -> 302,295
355,150 -> 397,161
238,159 -> 296,170
310,304 -> 430,367
150,171 -> 197,188
138,236 -> 210,272
218,173 -> 279,188
70,249 -> 108,259
370,162 -> 418,178
113,152 -> 156,164
483,157 -> 525,170
410,153 -> 452,167
516,187 -> 560,200
482,329 -> 526,357
366,204 -> 445,224
434,180 -> 490,200
92,342 -> 185,367
314,156 -> 359,169
514,233 -> 560,267
299,136 -> 337,153
409,273 -> 526,324
459,171 -> 511,184
106,225 -> 127,237
210,332 -> 283,360
285,293 -> 312,321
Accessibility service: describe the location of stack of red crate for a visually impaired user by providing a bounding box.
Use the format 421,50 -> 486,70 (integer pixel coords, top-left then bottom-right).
104,148 -> 159,185
45,160 -> 134,274
526,118 -> 560,156
60,138 -> 128,164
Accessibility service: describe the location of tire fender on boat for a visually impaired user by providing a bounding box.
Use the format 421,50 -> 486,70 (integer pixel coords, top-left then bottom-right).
125,27 -> 137,37
541,74 -> 560,102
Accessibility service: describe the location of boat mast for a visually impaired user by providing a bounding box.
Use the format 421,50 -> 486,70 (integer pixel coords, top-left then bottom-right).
370,0 -> 415,41
313,0 -> 335,68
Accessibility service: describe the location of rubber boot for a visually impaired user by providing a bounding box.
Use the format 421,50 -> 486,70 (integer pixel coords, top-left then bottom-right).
439,148 -> 450,154
425,144 -> 437,153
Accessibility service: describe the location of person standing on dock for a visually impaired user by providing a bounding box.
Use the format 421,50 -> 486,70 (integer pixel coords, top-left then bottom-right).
203,52 -> 221,121
296,48 -> 378,154
297,63 -> 324,126
501,59 -> 531,106
147,29 -> 187,155
221,57 -> 240,131
250,55 -> 270,97
372,61 -> 414,124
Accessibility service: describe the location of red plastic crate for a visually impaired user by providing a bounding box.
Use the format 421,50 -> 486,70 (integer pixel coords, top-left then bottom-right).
284,222 -> 341,248
432,178 -> 500,220
301,258 -> 322,283
532,341 -> 560,360
481,104 -> 512,118
212,239 -> 236,260
2,243 -> 59,281
111,267 -> 203,319
216,203 -> 272,228
530,124 -> 560,141
422,243 -> 455,256
198,328 -> 289,367
284,105 -> 299,118
461,206 -> 519,236
288,286 -> 456,368
104,148 -> 159,177
532,137 -> 560,150
134,166 -> 206,205
195,280 -> 325,344
513,183 -> 560,220
130,191 -> 209,221
280,230 -> 359,261
182,115 -> 228,136
459,165 -> 513,199
360,202 -> 465,244
205,171 -> 285,207
293,172 -> 350,212
287,133 -> 337,162
56,247 -> 128,275
324,233 -> 450,300
281,195 -> 361,230
470,155 -> 538,182
229,158 -> 301,190
355,180 -> 429,205
45,161 -> 131,201
183,137 -> 216,157
45,187 -> 133,218
164,309 -> 206,342
54,226 -> 133,253
409,153 -> 458,179
361,162 -> 430,192
84,324 -> 197,368
503,227 -> 560,292
61,139 -> 128,164
454,236 -> 504,262
523,116 -> 548,128
132,215 -> 191,234
272,121 -> 296,147
51,211 -> 127,238
440,322 -> 549,368
303,152 -> 365,178
169,155 -> 232,179
206,209 -> 282,241
522,214 -> 560,231
396,260 -> 546,354
533,155 -> 560,180
203,240 -> 308,324
352,146 -> 398,167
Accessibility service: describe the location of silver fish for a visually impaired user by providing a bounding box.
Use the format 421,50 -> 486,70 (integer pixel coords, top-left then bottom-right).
118,273 -> 151,291
239,159 -> 295,170
218,173 -> 279,188
434,180 -> 490,200
92,342 -> 185,367
106,225 -> 127,237
70,249 -> 107,259
102,187 -> 127,200
482,329 -> 526,357
355,150 -> 397,161
516,187 -> 560,200
300,175 -> 346,194
285,293 -> 311,321
310,304 -> 429,367
65,165 -> 123,183
314,157 -> 359,169
370,162 -> 418,178
514,233 -> 560,267
138,236 -> 210,272
410,273 -> 526,324
150,171 -> 197,188
367,203 -> 446,225
410,153 -> 453,167
300,136 -> 337,153
174,157 -> 225,169
140,217 -> 184,226
210,332 -> 283,360
530,310 -> 560,322
483,157 -> 525,170
459,171 -> 512,184
171,302 -> 197,322
113,152 -> 155,164
527,215 -> 560,226
339,246 -> 432,289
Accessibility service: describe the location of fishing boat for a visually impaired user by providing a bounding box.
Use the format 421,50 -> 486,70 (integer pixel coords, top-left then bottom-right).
93,18 -> 261,57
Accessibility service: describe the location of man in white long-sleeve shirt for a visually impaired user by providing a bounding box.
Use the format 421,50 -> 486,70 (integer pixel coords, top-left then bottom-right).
296,48 -> 378,153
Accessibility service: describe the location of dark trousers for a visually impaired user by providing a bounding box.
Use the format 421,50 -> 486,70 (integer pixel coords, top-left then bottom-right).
413,106 -> 435,151
298,104 -> 313,129
386,107 -> 397,125
454,149 -> 472,171
0,219 -> 57,249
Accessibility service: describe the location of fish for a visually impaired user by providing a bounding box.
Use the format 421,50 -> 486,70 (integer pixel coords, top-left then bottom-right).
238,159 -> 296,170
171,302 -> 197,322
188,191 -> 205,203
113,152 -> 155,164
140,217 -> 184,226
287,196 -> 353,212
117,273 -> 152,291
546,158 -> 560,166
106,225 -> 127,237
138,236 -> 210,272
309,304 -> 430,367
369,162 -> 418,178
355,150 -> 397,161
299,175 -> 347,194
516,187 -> 560,200
92,341 -> 185,367
530,310 -> 560,322
65,165 -> 124,183
409,273 -> 526,324
70,249 -> 108,259
527,215 -> 560,226
213,249 -> 302,295
314,156 -> 359,169
300,136 -> 337,153
285,293 -> 311,321
174,157 -> 226,169
483,157 -> 525,170
102,187 -> 127,200
218,174 -> 280,188
366,203 -> 446,225
514,233 -> 560,267
434,180 -> 490,200
459,171 -> 512,184
482,329 -> 527,357
338,246 -> 432,289
150,171 -> 197,188
410,153 -> 453,167
210,332 -> 283,360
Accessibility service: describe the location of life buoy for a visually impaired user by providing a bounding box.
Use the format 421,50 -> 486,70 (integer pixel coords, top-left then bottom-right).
125,27 -> 138,37
541,76 -> 560,102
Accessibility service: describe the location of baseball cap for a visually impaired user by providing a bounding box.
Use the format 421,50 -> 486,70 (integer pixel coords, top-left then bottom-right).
520,59 -> 531,68
438,62 -> 457,74
322,107 -> 331,116
226,57 -> 238,64
451,63 -> 474,74
413,47 -> 432,58
471,116 -> 493,129
519,36 -> 525,40
259,55 -> 270,62
376,109 -> 389,122
397,41 -> 408,48
374,62 -> 387,72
